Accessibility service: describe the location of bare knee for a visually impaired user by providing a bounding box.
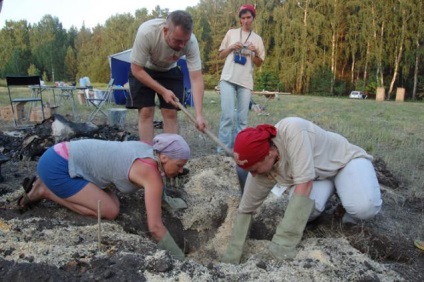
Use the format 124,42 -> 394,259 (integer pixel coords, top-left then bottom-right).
101,203 -> 120,220
161,108 -> 177,120
139,107 -> 154,120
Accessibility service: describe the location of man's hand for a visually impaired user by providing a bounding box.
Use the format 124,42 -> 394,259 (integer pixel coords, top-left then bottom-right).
195,115 -> 206,131
161,89 -> 179,106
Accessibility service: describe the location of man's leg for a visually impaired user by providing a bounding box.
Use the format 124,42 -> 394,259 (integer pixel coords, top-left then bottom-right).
155,67 -> 183,136
127,70 -> 157,143
288,180 -> 334,221
307,180 -> 335,221
138,107 -> 155,143
161,108 -> 178,134
335,158 -> 382,221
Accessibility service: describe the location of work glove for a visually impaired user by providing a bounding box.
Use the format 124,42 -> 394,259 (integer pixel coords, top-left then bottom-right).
221,213 -> 252,264
162,193 -> 188,213
157,230 -> 185,261
161,184 -> 188,213
269,194 -> 314,260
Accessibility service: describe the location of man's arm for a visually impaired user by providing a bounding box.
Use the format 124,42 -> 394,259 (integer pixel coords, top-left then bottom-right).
292,180 -> 313,197
188,69 -> 206,131
131,63 -> 178,105
238,174 -> 275,214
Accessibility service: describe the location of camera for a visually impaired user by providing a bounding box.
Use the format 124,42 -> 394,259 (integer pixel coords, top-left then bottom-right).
240,44 -> 250,56
234,53 -> 247,65
234,44 -> 249,65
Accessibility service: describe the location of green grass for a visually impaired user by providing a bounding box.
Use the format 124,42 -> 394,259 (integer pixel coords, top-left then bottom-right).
1,87 -> 423,197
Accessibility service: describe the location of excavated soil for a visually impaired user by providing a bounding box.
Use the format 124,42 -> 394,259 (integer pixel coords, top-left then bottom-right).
0,115 -> 423,281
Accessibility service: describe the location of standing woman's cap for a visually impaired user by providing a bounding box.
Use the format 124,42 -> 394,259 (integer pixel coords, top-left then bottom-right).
239,4 -> 256,18
153,133 -> 191,160
233,124 -> 277,169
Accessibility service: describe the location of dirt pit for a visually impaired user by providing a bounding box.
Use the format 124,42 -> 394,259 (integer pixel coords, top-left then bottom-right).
0,118 -> 423,281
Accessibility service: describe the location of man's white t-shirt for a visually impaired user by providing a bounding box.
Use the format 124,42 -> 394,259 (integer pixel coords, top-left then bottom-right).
130,18 -> 202,72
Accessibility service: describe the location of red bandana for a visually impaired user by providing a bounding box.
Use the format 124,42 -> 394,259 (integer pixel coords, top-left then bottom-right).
233,124 -> 277,169
239,4 -> 256,18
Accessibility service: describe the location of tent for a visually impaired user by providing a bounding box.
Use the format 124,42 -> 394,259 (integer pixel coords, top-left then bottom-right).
108,49 -> 193,106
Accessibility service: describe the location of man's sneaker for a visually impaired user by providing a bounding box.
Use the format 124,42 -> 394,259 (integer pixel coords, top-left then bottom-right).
153,120 -> 163,129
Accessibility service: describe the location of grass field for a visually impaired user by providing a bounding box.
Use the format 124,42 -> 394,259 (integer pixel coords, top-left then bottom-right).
240,94 -> 424,198
1,86 -> 423,198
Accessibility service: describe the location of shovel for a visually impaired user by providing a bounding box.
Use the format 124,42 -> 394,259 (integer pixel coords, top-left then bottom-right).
176,101 -> 248,193
176,101 -> 233,156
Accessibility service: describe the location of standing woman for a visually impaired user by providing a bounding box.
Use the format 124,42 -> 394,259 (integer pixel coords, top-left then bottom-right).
17,134 -> 190,260
217,4 -> 265,154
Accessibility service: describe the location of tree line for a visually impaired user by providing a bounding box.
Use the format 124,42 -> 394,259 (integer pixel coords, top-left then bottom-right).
0,0 -> 423,99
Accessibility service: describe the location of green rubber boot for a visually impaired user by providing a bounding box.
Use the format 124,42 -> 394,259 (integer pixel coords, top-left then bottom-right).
269,194 -> 314,260
221,213 -> 252,264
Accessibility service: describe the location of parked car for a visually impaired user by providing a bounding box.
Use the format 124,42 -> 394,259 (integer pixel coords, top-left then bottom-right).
349,91 -> 367,99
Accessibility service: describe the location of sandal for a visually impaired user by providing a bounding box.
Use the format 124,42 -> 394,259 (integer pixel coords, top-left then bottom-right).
17,176 -> 38,211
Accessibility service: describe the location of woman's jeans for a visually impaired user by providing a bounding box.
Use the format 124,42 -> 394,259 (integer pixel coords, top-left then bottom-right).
218,80 -> 252,153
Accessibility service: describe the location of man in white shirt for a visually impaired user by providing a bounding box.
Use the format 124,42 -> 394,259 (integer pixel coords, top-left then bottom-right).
128,10 -> 206,143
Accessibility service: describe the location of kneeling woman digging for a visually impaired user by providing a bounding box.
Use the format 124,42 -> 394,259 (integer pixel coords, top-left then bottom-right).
17,133 -> 190,261
222,117 -> 382,263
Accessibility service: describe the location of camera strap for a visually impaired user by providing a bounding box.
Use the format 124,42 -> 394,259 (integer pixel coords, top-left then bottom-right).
233,28 -> 252,66
240,28 -> 252,44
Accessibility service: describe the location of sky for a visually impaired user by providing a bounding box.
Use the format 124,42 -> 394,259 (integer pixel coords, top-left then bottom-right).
0,0 -> 200,30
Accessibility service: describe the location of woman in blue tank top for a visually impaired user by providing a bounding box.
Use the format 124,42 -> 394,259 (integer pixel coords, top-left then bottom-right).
17,133 -> 190,261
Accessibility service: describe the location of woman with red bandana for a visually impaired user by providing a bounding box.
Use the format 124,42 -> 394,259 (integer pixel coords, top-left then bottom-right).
217,4 -> 265,154
222,117 -> 382,264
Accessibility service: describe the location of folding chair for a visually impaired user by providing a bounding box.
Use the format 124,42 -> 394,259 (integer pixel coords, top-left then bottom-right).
86,78 -> 114,122
183,87 -> 194,107
6,76 -> 45,128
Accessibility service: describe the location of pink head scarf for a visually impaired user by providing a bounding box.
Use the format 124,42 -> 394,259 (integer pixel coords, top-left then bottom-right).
153,133 -> 190,160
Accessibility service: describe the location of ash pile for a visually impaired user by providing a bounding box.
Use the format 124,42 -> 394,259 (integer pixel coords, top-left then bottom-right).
0,114 -> 137,162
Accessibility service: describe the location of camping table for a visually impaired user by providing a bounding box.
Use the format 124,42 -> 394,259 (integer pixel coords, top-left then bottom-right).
252,91 -> 291,99
252,91 -> 291,103
29,85 -> 57,105
53,86 -> 78,120
251,91 -> 291,115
